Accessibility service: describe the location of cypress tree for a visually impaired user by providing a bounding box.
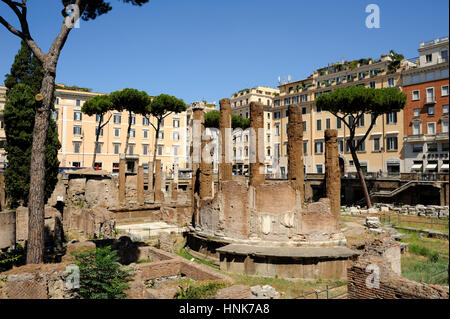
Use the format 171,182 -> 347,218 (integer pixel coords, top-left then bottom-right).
3,41 -> 61,208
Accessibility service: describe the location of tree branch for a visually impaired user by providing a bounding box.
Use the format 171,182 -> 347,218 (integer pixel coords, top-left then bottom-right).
162,111 -> 173,120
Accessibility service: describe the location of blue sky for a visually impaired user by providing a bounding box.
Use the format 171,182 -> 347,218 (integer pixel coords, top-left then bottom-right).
0,0 -> 448,104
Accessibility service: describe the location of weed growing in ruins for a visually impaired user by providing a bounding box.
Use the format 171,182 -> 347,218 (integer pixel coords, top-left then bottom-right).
0,244 -> 25,272
176,280 -> 227,299
69,246 -> 134,299
137,258 -> 153,264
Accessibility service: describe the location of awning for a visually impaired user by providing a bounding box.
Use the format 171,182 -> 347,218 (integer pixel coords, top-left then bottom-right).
441,164 -> 449,170
426,164 -> 438,170
411,164 -> 423,170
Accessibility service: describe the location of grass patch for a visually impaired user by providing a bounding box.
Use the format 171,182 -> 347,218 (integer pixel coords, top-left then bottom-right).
176,280 -> 228,299
136,258 -> 153,264
176,246 -> 218,269
229,273 -> 346,299
399,230 -> 449,285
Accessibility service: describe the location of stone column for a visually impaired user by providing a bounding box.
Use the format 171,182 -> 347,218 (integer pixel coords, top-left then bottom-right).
147,161 -> 154,192
200,137 -> 213,199
137,165 -> 144,205
219,98 -> 233,181
154,159 -> 164,202
119,155 -> 126,203
325,129 -> 340,217
288,104 -> 304,201
249,102 -> 265,187
172,162 -> 179,201
191,106 -> 204,206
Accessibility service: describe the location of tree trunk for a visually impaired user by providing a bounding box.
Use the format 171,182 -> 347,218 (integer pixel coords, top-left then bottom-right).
92,117 -> 103,169
152,120 -> 161,191
123,110 -> 132,155
349,147 -> 372,208
26,67 -> 55,264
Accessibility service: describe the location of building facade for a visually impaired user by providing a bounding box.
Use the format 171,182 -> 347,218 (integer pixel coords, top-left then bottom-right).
402,37 -> 449,174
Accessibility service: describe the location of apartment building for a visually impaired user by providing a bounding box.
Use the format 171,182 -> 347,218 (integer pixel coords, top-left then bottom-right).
402,37 -> 449,173
0,86 -> 6,169
0,85 -> 189,175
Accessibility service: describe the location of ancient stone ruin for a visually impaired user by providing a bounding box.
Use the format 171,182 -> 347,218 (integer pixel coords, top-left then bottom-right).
187,100 -> 358,279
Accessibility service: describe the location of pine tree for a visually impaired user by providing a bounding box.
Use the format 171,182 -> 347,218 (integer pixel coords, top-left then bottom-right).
3,41 -> 61,208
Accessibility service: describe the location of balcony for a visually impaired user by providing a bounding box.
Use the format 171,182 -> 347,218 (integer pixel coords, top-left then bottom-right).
436,132 -> 449,141
405,134 -> 425,143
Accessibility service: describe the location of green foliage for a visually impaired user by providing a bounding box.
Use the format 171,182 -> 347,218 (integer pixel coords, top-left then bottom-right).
204,110 -> 250,130
315,86 -> 407,119
149,94 -> 187,119
387,50 -> 404,73
69,246 -> 133,299
408,244 -> 441,263
3,41 -> 61,208
136,258 -> 153,264
176,280 -> 227,299
61,0 -> 149,21
0,244 -> 25,272
109,88 -> 151,115
55,85 -> 92,92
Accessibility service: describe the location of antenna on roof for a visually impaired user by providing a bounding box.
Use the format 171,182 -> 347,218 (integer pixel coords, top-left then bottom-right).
278,76 -> 281,85
288,75 -> 291,83
340,56 -> 345,64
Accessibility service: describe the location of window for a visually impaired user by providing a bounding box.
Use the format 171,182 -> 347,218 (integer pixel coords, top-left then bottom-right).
428,106 -> 434,116
302,121 -> 307,132
130,129 -> 135,138
76,99 -> 81,107
369,81 -> 376,88
72,162 -> 81,168
274,112 -> 281,119
300,95 -> 307,102
348,115 -> 355,127
173,119 -> 180,127
128,144 -> 134,155
356,140 -> 365,152
316,105 -> 322,113
114,127 -> 120,138
113,143 -> 120,155
441,119 -> 448,133
412,144 -> 423,153
94,163 -> 102,170
158,131 -> 164,139
73,125 -> 82,135
388,78 -> 395,88
114,113 -> 121,124
275,124 -> 280,136
274,100 -> 280,107
74,111 -> 82,121
95,127 -> 103,137
337,118 -> 342,129
387,136 -> 398,151
173,145 -> 179,156
284,97 -> 290,105
316,164 -> 323,174
73,142 -> 81,153
442,85 -> 449,97
338,140 -> 344,153
285,110 -> 289,117
245,112 -> 249,118
130,114 -> 136,125
444,105 -> 449,114
143,129 -> 149,139
426,54 -> 432,63
428,143 -> 438,152
95,142 -> 102,154
442,143 -> 449,152
442,50 -> 449,62
412,122 -> 421,135
52,109 -> 58,120
302,107 -> 307,114
143,117 -> 149,126
316,119 -> 322,131
413,108 -> 420,117
412,90 -> 420,101
326,118 -> 331,129
427,123 -> 436,135
371,114 -> 377,125
373,137 -> 381,151
157,145 -> 163,155
303,141 -> 308,155
267,113 -> 271,119
387,112 -> 397,124
173,131 -> 180,141
267,135 -> 271,143
160,119 -> 165,127
142,144 -> 148,155
358,115 -> 365,127
56,97 -> 60,105
315,141 -> 323,154
426,87 -> 435,103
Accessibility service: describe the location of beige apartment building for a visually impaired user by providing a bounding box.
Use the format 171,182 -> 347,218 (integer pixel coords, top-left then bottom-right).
0,85 -> 190,176
230,55 -> 414,176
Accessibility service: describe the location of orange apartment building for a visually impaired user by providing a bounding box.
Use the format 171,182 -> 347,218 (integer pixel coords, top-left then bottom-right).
402,37 -> 449,173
